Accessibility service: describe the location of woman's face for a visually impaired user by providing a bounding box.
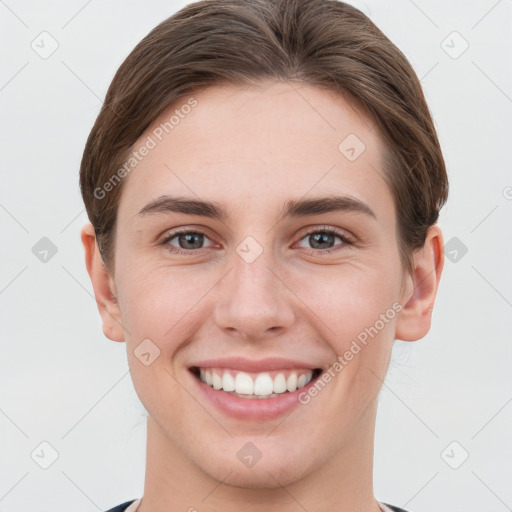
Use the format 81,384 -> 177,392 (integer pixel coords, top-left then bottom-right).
108,81 -> 413,487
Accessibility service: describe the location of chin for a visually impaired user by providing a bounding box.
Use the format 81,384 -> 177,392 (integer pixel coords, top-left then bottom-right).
212,463 -> 305,489
198,443 -> 314,489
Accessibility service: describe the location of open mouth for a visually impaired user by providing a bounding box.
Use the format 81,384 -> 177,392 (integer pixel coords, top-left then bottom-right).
189,366 -> 323,399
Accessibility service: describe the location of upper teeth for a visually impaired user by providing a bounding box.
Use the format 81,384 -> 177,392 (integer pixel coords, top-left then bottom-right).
199,368 -> 315,396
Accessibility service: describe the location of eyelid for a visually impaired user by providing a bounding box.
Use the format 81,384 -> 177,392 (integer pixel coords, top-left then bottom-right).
293,225 -> 355,253
299,224 -> 355,242
160,224 -> 355,256
160,225 -> 353,244
159,225 -> 215,242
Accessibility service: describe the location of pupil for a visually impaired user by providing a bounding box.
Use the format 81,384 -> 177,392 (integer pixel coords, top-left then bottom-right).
180,233 -> 203,249
311,232 -> 333,249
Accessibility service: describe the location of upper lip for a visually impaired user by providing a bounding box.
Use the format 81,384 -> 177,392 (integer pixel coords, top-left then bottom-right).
190,357 -> 321,373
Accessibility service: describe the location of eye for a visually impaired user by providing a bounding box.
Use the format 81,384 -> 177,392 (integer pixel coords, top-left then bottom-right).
296,226 -> 354,255
160,226 -> 354,256
161,228 -> 215,255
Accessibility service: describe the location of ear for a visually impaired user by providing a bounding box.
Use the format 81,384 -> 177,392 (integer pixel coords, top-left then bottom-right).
80,222 -> 125,342
395,224 -> 445,342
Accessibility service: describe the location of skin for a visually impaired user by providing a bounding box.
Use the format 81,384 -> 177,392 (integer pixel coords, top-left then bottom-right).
81,81 -> 444,512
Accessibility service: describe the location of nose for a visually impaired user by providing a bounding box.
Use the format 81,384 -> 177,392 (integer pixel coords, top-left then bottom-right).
213,246 -> 296,342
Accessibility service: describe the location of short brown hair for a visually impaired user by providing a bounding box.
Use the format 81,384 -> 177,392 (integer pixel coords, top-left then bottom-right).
80,0 -> 448,274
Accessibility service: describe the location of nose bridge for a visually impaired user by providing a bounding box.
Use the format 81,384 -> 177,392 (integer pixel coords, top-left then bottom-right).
213,237 -> 295,339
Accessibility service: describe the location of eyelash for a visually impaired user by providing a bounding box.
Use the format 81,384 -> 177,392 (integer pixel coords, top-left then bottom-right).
160,226 -> 354,257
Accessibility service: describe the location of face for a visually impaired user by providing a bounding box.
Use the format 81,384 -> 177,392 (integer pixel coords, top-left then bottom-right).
101,81 -> 419,488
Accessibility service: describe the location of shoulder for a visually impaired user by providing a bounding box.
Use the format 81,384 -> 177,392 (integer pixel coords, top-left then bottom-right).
104,499 -> 409,512
104,499 -> 138,512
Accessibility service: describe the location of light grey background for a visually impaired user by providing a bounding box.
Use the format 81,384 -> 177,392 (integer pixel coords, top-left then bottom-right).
1,1 -> 511,511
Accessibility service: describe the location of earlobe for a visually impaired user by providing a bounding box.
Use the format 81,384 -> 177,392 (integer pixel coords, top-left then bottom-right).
80,222 -> 125,342
395,225 -> 445,342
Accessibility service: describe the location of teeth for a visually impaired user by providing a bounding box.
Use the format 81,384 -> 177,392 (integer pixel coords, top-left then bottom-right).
222,372 -> 235,392
234,392 -> 281,399
273,373 -> 287,394
254,373 -> 273,395
235,372 -> 254,394
212,371 -> 222,390
286,373 -> 298,392
297,374 -> 308,388
197,368 -> 316,397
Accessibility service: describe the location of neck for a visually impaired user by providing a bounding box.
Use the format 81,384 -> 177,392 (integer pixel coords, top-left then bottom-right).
138,403 -> 381,512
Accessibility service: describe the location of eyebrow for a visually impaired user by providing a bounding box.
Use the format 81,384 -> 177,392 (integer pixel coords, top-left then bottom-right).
137,194 -> 376,222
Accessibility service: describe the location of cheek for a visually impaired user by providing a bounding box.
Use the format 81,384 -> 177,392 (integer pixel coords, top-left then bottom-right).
117,250 -> 403,351
118,267 -> 204,418
293,262 -> 402,347
117,262 -> 209,336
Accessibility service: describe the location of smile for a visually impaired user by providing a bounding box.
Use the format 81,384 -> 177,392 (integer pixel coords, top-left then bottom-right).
189,362 -> 324,420
192,367 -> 321,399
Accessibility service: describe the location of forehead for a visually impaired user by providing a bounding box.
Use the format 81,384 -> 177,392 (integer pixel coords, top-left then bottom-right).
117,81 -> 393,222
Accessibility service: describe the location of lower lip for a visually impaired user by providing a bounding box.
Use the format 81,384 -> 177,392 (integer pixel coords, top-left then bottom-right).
190,370 -> 321,421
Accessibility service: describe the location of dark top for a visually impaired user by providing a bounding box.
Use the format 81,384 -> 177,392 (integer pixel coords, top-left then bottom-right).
104,499 -> 410,512
105,501 -> 137,512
